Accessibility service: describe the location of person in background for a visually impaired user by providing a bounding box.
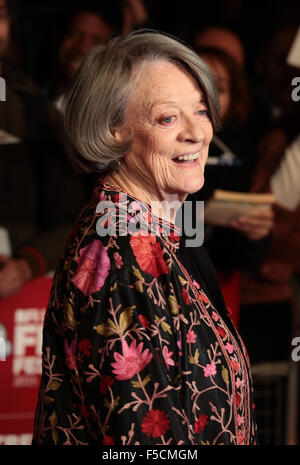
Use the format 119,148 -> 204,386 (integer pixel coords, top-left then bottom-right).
194,26 -> 245,67
192,47 -> 273,270
0,0 -> 55,298
239,27 -> 300,362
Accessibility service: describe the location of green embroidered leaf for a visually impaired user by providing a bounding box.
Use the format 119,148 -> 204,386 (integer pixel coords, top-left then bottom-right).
110,282 -> 117,292
64,302 -> 79,329
194,349 -> 200,364
119,306 -> 135,333
132,266 -> 144,282
94,319 -> 118,336
48,380 -> 62,391
135,281 -> 144,293
131,374 -> 151,388
43,395 -> 54,405
49,410 -> 59,445
178,275 -> 187,286
161,321 -> 172,334
222,365 -> 229,384
168,295 -> 179,315
104,398 -> 111,409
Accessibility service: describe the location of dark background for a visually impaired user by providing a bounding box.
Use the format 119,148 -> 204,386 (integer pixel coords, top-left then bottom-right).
7,0 -> 300,87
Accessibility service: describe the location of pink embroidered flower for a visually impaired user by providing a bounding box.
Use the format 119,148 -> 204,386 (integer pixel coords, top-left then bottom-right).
64,336 -> 78,371
177,331 -> 182,350
111,339 -> 153,380
236,377 -> 242,389
113,252 -> 123,269
194,413 -> 208,433
237,414 -> 244,426
141,410 -> 170,438
203,362 -> 217,377
128,201 -> 141,213
78,338 -> 92,356
72,240 -> 110,296
193,279 -> 200,289
162,346 -> 175,370
225,342 -> 234,354
212,311 -> 219,322
186,329 -> 197,344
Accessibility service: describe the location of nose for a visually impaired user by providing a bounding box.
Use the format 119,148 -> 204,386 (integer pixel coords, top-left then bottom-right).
178,117 -> 207,144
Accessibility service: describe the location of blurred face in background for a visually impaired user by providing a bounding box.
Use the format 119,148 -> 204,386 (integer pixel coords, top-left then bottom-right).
201,55 -> 231,123
58,11 -> 113,80
0,0 -> 10,59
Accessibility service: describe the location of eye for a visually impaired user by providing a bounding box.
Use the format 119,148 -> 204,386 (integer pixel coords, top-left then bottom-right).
160,115 -> 176,125
196,109 -> 209,117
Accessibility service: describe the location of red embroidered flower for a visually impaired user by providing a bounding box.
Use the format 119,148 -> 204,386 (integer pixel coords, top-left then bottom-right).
237,431 -> 244,445
230,358 -> 240,372
217,326 -> 226,338
138,314 -> 150,328
235,392 -> 242,408
141,410 -> 170,438
199,291 -> 209,303
130,234 -> 168,278
194,413 -> 208,433
169,232 -> 180,243
78,338 -> 92,357
100,375 -> 114,393
72,240 -> 110,295
103,435 -> 114,445
181,287 -> 190,305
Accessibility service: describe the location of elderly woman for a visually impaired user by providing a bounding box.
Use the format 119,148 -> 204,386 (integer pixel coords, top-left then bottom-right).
32,30 -> 256,445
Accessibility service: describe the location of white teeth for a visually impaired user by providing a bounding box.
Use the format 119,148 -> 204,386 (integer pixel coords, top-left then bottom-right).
176,153 -> 199,161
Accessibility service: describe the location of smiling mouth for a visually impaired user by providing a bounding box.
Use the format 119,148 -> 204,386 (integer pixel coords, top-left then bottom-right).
172,153 -> 200,163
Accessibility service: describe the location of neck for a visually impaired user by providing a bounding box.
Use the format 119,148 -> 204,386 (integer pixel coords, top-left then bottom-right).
104,169 -> 186,224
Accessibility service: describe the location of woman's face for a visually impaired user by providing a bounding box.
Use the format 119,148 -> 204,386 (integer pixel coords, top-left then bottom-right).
201,55 -> 231,123
116,60 -> 213,201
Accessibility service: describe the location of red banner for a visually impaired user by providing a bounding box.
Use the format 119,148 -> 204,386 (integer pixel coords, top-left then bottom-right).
0,275 -> 52,445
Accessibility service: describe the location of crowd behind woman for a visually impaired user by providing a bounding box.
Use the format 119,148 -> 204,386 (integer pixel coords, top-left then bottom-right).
0,0 -> 299,369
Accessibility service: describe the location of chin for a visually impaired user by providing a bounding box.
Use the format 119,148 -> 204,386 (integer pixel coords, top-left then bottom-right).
185,176 -> 205,195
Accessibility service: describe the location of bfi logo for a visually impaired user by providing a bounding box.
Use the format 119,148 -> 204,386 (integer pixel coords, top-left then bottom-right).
0,77 -> 6,101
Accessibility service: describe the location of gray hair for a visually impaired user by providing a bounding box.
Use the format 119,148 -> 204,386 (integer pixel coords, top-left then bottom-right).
63,29 -> 220,174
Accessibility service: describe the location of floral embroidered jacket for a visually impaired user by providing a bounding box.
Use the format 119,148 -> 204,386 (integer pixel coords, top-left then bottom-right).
32,178 -> 257,445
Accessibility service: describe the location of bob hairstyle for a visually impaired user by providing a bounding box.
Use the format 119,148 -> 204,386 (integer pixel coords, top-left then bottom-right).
63,29 -> 220,174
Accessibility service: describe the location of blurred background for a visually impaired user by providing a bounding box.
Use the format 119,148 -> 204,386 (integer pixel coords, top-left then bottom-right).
0,0 -> 300,445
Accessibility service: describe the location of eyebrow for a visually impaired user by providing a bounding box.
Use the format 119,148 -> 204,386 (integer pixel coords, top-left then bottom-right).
147,95 -> 206,112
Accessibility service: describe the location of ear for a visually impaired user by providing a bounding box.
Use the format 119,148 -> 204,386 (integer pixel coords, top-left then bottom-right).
111,125 -> 130,143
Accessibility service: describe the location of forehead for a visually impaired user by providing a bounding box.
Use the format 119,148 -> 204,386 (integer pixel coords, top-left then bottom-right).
131,61 -> 203,109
